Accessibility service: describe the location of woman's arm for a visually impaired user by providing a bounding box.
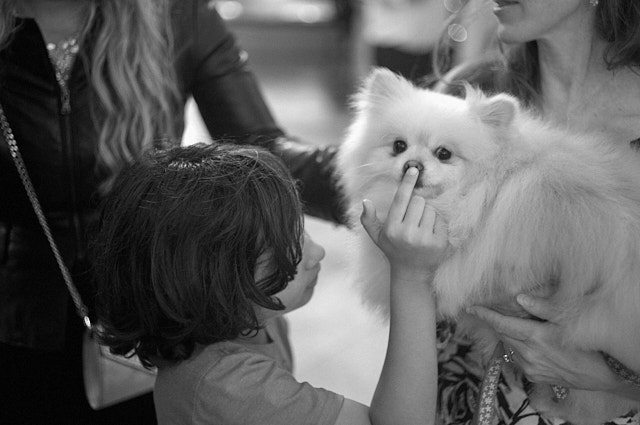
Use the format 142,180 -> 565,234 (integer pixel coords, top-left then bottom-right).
469,295 -> 640,401
177,1 -> 345,224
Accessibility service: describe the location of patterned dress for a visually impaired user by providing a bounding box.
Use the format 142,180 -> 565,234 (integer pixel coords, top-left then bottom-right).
437,139 -> 640,425
436,324 -> 639,425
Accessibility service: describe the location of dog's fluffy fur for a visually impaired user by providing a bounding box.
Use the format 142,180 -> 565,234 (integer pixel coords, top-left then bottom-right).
337,68 -> 640,424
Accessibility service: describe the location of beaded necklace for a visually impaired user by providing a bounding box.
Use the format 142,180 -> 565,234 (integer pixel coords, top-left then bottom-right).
46,34 -> 80,86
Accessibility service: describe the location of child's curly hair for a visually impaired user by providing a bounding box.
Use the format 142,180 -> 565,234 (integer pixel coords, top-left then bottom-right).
92,143 -> 303,367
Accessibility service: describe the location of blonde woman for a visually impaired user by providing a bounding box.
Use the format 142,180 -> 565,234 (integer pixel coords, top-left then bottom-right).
0,0 -> 344,423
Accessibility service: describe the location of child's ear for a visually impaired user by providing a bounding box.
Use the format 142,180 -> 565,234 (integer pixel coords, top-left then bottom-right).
466,86 -> 518,129
351,67 -> 412,112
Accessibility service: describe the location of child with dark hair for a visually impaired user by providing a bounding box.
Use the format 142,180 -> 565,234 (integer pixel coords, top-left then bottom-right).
93,143 -> 446,425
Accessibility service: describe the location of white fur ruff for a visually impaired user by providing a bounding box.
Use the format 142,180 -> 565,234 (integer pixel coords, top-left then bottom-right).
337,68 -> 640,424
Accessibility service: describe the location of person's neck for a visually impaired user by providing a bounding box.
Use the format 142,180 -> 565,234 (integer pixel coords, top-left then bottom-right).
18,0 -> 89,44
536,33 -> 640,143
237,327 -> 271,345
537,29 -> 610,125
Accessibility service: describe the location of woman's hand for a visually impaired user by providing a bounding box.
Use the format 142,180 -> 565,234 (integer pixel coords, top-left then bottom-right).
360,167 -> 448,278
468,295 -> 618,392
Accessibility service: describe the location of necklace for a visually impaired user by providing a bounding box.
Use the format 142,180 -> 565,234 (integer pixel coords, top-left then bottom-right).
46,34 -> 80,86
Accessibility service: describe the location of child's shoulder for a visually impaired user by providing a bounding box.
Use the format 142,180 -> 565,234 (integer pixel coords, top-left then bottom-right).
154,332 -> 344,425
153,341 -> 286,424
160,338 -> 282,381
154,340 -> 284,415
157,317 -> 293,390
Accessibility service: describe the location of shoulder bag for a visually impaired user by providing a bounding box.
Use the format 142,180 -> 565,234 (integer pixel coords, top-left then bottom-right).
0,103 -> 156,410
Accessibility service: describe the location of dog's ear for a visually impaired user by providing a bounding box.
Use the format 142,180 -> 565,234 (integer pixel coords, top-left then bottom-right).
466,86 -> 518,129
351,67 -> 413,111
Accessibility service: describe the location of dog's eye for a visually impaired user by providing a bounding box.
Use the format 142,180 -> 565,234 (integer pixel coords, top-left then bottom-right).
435,147 -> 452,161
393,139 -> 407,155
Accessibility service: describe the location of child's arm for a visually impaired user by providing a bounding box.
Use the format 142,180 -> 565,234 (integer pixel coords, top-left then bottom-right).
363,167 -> 447,425
331,168 -> 446,425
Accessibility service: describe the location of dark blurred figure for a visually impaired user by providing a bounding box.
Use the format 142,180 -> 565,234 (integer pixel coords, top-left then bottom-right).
359,0 -> 450,81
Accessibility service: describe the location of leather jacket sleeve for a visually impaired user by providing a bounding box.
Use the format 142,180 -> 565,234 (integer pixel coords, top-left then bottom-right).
174,1 -> 346,224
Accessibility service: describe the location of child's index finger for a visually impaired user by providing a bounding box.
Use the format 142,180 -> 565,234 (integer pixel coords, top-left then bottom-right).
387,167 -> 419,223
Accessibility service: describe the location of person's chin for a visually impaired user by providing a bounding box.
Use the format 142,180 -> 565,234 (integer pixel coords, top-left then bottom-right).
496,25 -> 523,45
304,283 -> 316,298
302,281 -> 317,302
493,5 -> 525,41
492,0 -> 519,17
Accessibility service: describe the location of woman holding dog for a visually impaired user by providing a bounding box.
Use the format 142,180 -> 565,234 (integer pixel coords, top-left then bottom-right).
435,0 -> 640,423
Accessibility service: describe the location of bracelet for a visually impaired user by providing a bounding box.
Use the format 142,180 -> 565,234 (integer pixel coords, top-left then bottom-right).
601,352 -> 640,387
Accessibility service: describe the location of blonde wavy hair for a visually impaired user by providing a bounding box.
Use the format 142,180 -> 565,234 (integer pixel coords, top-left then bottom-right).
0,0 -> 181,192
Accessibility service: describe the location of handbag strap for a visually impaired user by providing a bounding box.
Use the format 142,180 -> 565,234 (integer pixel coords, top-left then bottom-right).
0,103 -> 91,330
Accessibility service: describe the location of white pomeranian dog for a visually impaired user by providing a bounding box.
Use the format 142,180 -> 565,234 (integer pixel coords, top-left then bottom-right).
337,68 -> 640,424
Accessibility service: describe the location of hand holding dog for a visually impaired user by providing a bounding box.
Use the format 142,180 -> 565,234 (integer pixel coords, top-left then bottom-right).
469,296 -> 621,393
360,167 -> 448,282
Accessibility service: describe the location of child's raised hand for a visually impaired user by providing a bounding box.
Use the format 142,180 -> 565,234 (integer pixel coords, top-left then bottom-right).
361,167 -> 448,274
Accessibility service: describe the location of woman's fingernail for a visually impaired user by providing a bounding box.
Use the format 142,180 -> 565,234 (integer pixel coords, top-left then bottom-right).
406,167 -> 418,176
517,294 -> 532,307
361,199 -> 373,216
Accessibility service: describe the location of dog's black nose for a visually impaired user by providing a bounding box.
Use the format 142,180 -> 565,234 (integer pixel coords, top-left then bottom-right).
403,160 -> 424,174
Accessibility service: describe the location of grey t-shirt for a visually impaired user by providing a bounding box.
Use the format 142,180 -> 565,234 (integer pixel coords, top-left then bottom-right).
154,317 -> 344,425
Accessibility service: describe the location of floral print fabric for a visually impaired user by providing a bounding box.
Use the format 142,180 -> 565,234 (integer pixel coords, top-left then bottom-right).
436,324 -> 639,425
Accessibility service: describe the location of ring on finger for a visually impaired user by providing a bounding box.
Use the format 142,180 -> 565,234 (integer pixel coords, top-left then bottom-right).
503,347 -> 515,363
551,384 -> 569,401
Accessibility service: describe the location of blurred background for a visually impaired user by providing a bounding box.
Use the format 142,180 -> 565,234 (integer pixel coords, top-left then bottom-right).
181,0 -> 495,404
